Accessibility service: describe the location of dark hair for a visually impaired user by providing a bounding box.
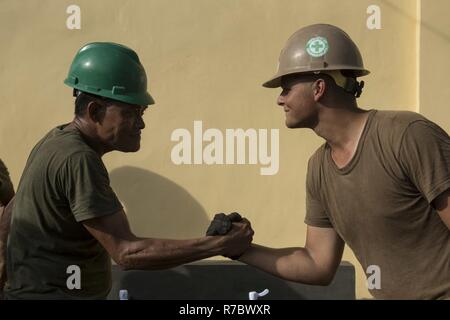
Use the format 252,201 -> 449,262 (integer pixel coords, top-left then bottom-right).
74,90 -> 114,117
301,73 -> 361,99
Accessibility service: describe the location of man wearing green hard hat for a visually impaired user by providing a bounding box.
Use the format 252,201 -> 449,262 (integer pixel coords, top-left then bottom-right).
1,42 -> 253,299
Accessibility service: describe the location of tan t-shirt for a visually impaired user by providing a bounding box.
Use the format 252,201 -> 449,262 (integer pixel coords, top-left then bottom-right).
305,110 -> 450,299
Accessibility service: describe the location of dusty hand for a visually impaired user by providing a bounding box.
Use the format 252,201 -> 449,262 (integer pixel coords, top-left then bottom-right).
221,218 -> 254,259
206,212 -> 243,236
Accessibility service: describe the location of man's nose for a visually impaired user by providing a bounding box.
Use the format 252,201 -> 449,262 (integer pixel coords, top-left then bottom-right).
277,94 -> 285,106
137,116 -> 145,130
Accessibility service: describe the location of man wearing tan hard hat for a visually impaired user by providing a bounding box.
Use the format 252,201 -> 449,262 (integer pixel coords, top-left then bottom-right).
237,24 -> 450,299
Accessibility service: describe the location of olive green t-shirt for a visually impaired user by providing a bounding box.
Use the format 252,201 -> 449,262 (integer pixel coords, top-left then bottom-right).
305,110 -> 450,299
5,125 -> 123,299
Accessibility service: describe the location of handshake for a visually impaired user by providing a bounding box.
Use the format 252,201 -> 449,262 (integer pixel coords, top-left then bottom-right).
206,212 -> 254,260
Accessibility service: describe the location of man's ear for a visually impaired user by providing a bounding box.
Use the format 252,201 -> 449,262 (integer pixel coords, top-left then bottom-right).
86,101 -> 106,124
312,78 -> 326,102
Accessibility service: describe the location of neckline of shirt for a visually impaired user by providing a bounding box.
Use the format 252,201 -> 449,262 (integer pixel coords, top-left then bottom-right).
326,109 -> 378,175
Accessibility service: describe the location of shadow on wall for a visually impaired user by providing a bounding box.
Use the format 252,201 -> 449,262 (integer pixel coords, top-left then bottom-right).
109,166 -> 210,239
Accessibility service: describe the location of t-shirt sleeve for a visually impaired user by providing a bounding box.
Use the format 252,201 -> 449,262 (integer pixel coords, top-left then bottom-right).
304,157 -> 333,228
60,151 -> 123,222
398,120 -> 450,204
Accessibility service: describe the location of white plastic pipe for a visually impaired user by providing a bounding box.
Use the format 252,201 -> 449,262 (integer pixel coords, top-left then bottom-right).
119,289 -> 129,300
248,288 -> 269,300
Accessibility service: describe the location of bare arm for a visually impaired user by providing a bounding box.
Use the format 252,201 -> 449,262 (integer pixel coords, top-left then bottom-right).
83,209 -> 253,270
432,189 -> 450,229
238,225 -> 344,285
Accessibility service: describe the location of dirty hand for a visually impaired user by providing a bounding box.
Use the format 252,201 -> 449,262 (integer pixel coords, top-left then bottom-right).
221,218 -> 254,260
206,212 -> 243,236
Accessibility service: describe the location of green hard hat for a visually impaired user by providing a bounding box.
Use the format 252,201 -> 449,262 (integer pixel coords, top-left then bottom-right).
64,42 -> 155,106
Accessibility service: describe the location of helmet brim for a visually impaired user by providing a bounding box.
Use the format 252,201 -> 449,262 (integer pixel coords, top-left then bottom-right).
262,68 -> 370,89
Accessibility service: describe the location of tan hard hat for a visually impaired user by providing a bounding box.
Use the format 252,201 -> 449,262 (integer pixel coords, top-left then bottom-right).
263,24 -> 370,89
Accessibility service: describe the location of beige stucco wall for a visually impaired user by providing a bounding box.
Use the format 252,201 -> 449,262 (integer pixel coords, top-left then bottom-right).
0,0 -> 446,299
419,0 -> 450,132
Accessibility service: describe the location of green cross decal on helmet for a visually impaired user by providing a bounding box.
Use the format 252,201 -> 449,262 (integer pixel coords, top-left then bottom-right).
263,24 -> 370,98
306,36 -> 329,57
64,42 -> 155,106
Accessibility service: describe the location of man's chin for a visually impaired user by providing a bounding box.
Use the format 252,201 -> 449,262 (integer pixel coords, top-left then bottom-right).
285,122 -> 294,129
286,118 -> 313,129
285,120 -> 302,129
128,144 -> 141,152
118,143 -> 141,153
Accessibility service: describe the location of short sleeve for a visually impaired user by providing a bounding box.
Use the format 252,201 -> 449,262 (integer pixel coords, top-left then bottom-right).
399,120 -> 450,204
60,151 -> 123,222
304,157 -> 333,228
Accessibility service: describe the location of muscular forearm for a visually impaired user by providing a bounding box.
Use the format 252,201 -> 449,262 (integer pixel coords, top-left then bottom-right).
84,209 -> 253,271
238,244 -> 335,285
118,236 -> 225,270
